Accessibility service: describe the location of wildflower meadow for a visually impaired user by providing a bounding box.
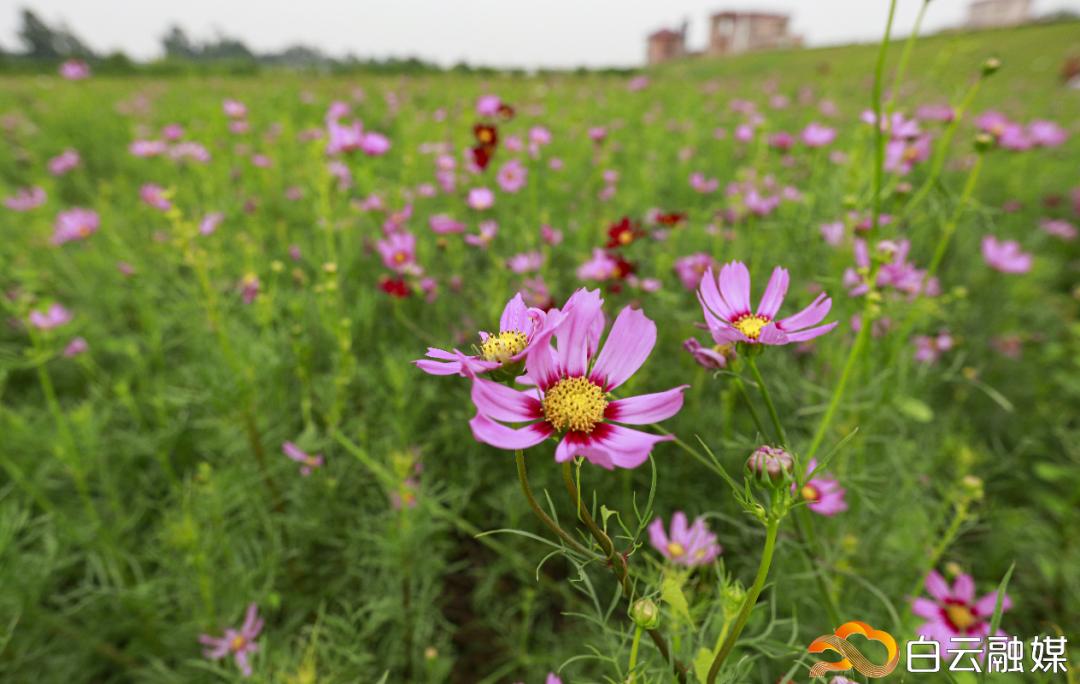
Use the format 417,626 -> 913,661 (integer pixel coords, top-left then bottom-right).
1,6 -> 1078,683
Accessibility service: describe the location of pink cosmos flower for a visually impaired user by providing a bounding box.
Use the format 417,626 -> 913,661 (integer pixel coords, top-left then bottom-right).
649,512 -> 722,566
801,122 -> 836,147
1040,218 -> 1077,241
529,126 -> 552,146
628,75 -> 650,91
130,140 -> 168,157
1029,120 -> 1067,147
464,220 -> 498,248
673,253 -> 717,291
283,442 -> 324,476
162,123 -> 184,140
497,159 -> 527,193
239,274 -> 260,305
467,289 -> 687,470
540,224 -> 563,246
361,131 -> 391,156
683,337 -> 736,370
251,154 -> 272,169
768,131 -> 794,151
820,221 -> 845,246
916,104 -> 955,122
140,184 -> 171,211
64,337 -> 88,357
798,459 -> 847,515
29,304 -> 73,330
981,236 -> 1032,274
476,94 -> 502,117
690,172 -> 719,194
416,292 -> 547,376
326,119 -> 364,155
199,603 -> 263,678
169,142 -> 211,163
467,187 -> 494,210
4,186 -> 46,211
376,231 -> 420,275
429,214 -> 466,235
52,208 -> 99,245
885,135 -> 931,175
912,570 -> 1012,651
512,674 -> 561,684
508,251 -> 544,274
48,149 -> 80,176
200,212 -> 224,236
576,249 -> 619,281
914,330 -> 953,364
59,59 -> 90,80
588,126 -> 608,143
698,261 -> 837,346
845,239 -> 937,298
222,99 -> 247,119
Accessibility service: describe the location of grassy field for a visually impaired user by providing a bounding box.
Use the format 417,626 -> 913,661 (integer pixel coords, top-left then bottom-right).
1,15 -> 1078,684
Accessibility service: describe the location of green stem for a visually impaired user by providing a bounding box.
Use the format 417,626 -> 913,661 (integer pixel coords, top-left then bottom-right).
560,462 -> 688,684
909,501 -> 969,599
515,451 -> 592,556
706,516 -> 780,683
871,0 -> 899,232
792,508 -> 842,627
746,356 -> 787,447
886,0 -> 932,115
627,625 -> 644,683
804,318 -> 872,464
926,155 -> 984,277
732,373 -> 768,441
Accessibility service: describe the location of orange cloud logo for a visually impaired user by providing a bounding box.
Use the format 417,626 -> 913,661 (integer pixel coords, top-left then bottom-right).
807,620 -> 899,678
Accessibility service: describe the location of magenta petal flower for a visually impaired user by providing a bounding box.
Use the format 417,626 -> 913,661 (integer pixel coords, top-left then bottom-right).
199,603 -> 263,678
981,236 -> 1032,274
29,304 -> 73,330
648,511 -> 721,566
468,290 -> 686,470
416,293 -> 547,377
376,231 -> 420,275
797,459 -> 847,516
698,261 -> 837,346
912,570 -> 1013,651
52,208 -> 99,245
4,186 -> 46,211
283,441 -> 324,476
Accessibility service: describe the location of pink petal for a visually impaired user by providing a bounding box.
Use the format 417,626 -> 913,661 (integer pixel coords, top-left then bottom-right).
757,266 -> 789,318
952,574 -> 975,603
469,414 -> 552,450
589,306 -> 656,391
471,377 -> 542,423
783,321 -> 839,342
282,442 -> 306,462
777,292 -> 832,331
973,591 -> 1012,617
648,518 -> 669,554
587,423 -> 673,469
911,597 -> 940,619
720,261 -> 752,315
524,331 -> 560,390
698,267 -> 737,321
499,293 -> 528,332
605,386 -> 687,424
555,289 -> 603,377
671,511 -> 688,540
925,570 -> 950,602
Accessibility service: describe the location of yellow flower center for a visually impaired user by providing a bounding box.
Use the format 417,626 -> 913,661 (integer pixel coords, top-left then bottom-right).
394,252 -> 407,264
801,484 -> 819,502
618,230 -> 634,245
667,542 -> 686,557
945,604 -> 978,631
230,635 -> 247,652
542,376 -> 608,433
480,330 -> 528,363
733,314 -> 770,340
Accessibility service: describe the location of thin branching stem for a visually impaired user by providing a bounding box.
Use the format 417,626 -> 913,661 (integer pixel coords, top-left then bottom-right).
515,450 -> 592,556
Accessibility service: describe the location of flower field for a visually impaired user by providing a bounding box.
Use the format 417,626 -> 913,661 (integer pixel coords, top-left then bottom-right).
1,14 -> 1078,684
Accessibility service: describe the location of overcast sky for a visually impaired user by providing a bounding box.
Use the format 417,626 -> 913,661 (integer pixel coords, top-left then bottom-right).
2,0 -> 1078,68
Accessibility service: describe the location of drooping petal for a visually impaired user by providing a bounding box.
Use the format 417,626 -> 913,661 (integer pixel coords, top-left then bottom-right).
719,261 -> 752,315
470,414 -> 552,450
777,293 -> 832,331
782,321 -> 839,342
471,377 -> 543,423
925,570 -> 951,602
757,266 -> 789,318
972,591 -> 1013,617
589,306 -> 657,391
605,386 -> 687,424
584,423 -> 673,469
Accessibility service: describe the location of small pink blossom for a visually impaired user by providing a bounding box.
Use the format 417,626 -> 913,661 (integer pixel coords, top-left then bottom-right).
648,512 -> 721,566
673,253 -> 717,291
540,224 -> 563,246
797,459 -> 847,515
1040,218 -> 1076,241
467,187 -> 494,210
199,603 -> 263,678
140,184 -> 171,211
283,442 -> 324,476
429,214 -> 466,235
59,59 -> 90,80
913,330 -> 954,364
222,99 -> 247,119
911,570 -> 1012,653
52,208 -> 99,245
200,212 -> 224,236
29,304 -> 73,330
48,149 -> 80,176
497,159 -> 527,193
63,337 -> 88,357
801,122 -> 836,147
4,186 -> 46,211
508,251 -> 544,274
981,236 -> 1032,274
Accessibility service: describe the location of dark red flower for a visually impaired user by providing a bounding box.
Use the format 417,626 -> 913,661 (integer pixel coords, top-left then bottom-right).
474,123 -> 498,148
655,211 -> 687,227
496,103 -> 515,120
379,276 -> 410,298
471,145 -> 493,170
605,217 -> 644,249
612,256 -> 635,280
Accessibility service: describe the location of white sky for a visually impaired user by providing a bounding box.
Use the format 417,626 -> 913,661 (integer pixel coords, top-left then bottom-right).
1,0 -> 1078,68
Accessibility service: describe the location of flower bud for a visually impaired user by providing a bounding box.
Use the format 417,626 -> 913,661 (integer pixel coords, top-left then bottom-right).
960,475 -> 984,502
746,445 -> 794,483
630,598 -> 660,629
974,132 -> 995,154
981,57 -> 1001,77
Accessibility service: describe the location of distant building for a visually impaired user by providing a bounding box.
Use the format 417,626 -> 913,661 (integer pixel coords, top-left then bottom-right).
646,24 -> 687,65
707,11 -> 801,56
967,0 -> 1032,28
